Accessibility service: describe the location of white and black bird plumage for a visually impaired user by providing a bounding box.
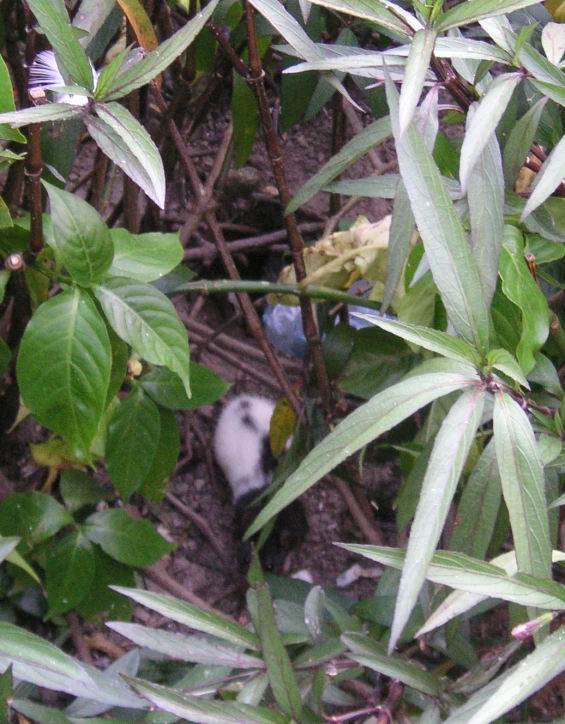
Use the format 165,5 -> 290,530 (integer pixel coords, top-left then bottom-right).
214,394 -> 307,572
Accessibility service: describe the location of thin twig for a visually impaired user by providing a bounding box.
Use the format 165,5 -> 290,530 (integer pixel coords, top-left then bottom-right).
151,84 -> 300,415
183,222 -> 325,261
243,0 -> 332,412
143,560 -> 238,622
332,476 -> 384,546
165,491 -> 226,567
67,611 -> 95,666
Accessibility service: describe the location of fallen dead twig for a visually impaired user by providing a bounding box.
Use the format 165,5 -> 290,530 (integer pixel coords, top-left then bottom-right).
143,560 -> 238,622
165,491 -> 226,568
332,476 -> 384,546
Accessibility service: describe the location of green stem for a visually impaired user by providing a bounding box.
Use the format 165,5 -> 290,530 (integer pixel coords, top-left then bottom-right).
172,279 -> 385,312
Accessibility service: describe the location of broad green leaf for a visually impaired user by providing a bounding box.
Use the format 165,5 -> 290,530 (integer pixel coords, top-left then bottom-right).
287,116 -> 391,212
138,407 -> 180,502
76,548 -> 135,622
0,104 -> 84,127
486,348 -> 529,388
107,623 -> 263,668
494,392 -> 551,579
111,587 -> 261,650
124,677 -> 286,724
350,315 -> 481,365
84,509 -> 174,567
0,337 -> 10,379
233,72 -> 259,167
521,132 -> 565,221
90,103 -> 165,208
26,0 -> 94,88
108,229 -> 183,282
141,363 -> 229,411
459,74 -> 521,193
467,119 -> 504,307
93,277 -> 190,397
60,470 -> 110,514
342,633 -> 441,696
104,0 -> 220,99
449,440 -> 502,559
499,228 -> 548,374
246,369 -> 479,537
399,29 -> 437,137
250,583 -> 302,719
299,0 -> 419,38
105,386 -> 160,499
459,627 -> 565,724
43,182 -> 113,285
384,71 -> 490,351
503,98 -> 548,187
390,387 -> 486,652
0,56 -> 26,143
437,0 -> 541,32
17,289 -> 112,461
45,532 -> 95,617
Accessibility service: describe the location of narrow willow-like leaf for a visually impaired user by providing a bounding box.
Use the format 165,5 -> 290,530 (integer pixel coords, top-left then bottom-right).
287,116 -> 391,212
26,0 -> 93,88
493,392 -> 551,579
342,634 -> 441,696
296,0 -> 418,38
341,546 -> 565,611
0,104 -> 84,127
327,175 -> 463,200
381,179 -> 414,313
91,103 -> 165,208
486,348 -> 529,388
93,277 -> 190,397
390,387 -> 486,652
437,0 -> 541,32
107,623 -> 263,669
384,71 -> 490,351
246,369 -> 479,537
111,587 -> 260,650
0,623 -> 96,698
449,440 -> 502,559
17,289 -> 111,461
124,677 -> 286,724
521,132 -> 565,221
459,74 -> 521,193
246,0 -> 358,109
399,29 -> 437,138
503,98 -> 548,187
104,0 -> 220,99
84,115 -> 163,209
351,315 -> 481,365
467,120 -> 504,308
459,628 -> 565,724
43,182 -> 113,285
252,584 -> 302,719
